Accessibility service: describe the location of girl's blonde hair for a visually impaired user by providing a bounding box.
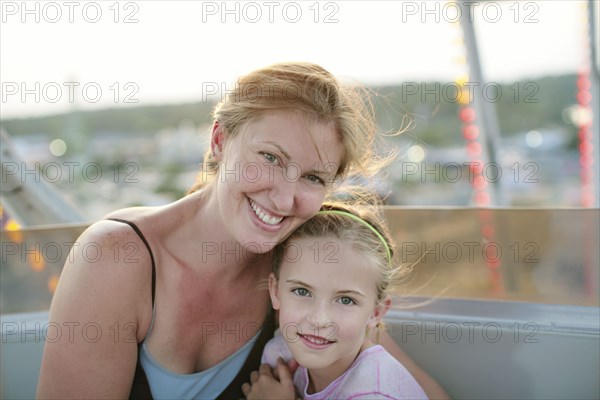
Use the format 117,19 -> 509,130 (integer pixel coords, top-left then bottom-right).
189,61 -> 392,193
273,202 -> 408,303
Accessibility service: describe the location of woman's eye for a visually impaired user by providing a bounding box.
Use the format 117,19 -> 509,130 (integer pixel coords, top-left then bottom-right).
339,297 -> 355,306
306,174 -> 325,185
292,288 -> 310,297
262,152 -> 279,165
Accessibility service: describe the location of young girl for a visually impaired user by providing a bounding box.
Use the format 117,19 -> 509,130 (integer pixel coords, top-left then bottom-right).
242,204 -> 428,399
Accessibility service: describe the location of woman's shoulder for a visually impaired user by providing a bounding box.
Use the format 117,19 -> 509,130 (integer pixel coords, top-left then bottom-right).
101,193 -> 198,235
54,207 -> 159,338
78,206 -> 157,257
77,205 -> 162,289
103,205 -> 160,224
93,204 -> 174,244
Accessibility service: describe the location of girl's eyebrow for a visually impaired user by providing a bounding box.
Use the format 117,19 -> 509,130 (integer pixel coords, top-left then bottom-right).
285,279 -> 313,289
337,290 -> 366,298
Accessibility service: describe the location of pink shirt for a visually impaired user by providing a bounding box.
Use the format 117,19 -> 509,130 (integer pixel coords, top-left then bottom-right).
262,334 -> 428,400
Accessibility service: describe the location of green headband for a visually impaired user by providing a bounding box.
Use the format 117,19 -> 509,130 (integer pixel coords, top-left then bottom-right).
315,210 -> 392,265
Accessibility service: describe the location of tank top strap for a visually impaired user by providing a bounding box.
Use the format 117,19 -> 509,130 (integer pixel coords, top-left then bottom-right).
106,218 -> 156,307
106,218 -> 156,400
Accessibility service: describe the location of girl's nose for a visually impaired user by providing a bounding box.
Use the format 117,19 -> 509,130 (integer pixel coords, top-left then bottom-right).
306,303 -> 332,330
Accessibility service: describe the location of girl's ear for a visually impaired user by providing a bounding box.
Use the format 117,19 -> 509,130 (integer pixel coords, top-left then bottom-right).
210,121 -> 226,161
268,273 -> 281,310
368,295 -> 392,329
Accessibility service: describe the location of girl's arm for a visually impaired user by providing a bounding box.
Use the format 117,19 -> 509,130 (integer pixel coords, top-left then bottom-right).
375,330 -> 450,400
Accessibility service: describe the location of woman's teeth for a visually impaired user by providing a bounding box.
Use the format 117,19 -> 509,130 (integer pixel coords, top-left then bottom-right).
250,199 -> 283,225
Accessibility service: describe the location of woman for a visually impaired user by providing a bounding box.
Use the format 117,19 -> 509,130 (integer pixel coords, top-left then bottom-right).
37,62 -> 447,399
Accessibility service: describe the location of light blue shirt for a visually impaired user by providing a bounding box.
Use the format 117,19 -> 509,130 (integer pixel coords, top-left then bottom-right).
139,331 -> 260,400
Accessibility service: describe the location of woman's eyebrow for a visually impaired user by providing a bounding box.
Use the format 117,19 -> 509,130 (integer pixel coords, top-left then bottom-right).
264,141 -> 334,174
306,166 -> 332,177
265,141 -> 291,160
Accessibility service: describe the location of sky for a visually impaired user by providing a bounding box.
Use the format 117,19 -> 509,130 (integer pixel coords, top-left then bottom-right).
1,0 -> 597,118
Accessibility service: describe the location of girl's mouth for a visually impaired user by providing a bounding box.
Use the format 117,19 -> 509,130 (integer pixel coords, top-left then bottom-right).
298,333 -> 336,349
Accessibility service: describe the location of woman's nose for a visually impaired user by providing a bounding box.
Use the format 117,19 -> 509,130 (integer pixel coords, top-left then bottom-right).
269,170 -> 296,212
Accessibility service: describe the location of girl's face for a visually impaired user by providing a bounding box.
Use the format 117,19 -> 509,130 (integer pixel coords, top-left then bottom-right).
212,110 -> 343,253
269,236 -> 389,384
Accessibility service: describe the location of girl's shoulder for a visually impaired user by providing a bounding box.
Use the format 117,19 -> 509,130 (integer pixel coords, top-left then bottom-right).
261,329 -> 295,368
334,346 -> 429,400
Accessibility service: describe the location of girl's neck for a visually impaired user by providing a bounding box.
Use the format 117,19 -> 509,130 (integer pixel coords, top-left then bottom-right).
306,339 -> 375,394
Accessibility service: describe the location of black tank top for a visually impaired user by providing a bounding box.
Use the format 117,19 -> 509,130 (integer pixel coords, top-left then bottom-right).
106,219 -> 276,400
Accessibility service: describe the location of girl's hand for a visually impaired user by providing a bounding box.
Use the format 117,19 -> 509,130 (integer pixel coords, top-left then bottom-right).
242,359 -> 299,400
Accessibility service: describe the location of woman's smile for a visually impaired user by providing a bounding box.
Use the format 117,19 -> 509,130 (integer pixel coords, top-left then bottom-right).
248,198 -> 284,226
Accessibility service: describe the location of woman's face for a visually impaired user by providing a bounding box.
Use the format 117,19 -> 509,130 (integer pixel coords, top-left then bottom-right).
212,109 -> 344,252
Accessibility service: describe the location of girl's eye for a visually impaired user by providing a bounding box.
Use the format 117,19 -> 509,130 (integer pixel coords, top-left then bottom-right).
292,288 -> 310,297
262,152 -> 279,165
306,174 -> 325,185
338,297 -> 355,306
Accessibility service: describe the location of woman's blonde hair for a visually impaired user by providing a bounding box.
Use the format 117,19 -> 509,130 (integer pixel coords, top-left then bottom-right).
272,202 -> 408,303
189,62 -> 392,193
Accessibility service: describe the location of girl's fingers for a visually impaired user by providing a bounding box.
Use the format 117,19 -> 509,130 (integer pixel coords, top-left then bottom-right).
259,363 -> 273,377
241,382 -> 250,396
250,370 -> 259,384
273,357 -> 297,380
276,358 -> 293,384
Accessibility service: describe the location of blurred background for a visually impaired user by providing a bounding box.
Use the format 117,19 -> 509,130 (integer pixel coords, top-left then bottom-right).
1,1 -> 599,310
2,0 -> 598,215
1,5 -> 599,400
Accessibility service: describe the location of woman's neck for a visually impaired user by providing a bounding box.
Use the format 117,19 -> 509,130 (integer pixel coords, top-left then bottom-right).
163,188 -> 271,279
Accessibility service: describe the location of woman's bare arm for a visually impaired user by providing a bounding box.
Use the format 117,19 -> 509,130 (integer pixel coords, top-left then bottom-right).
37,221 -> 153,399
375,329 -> 450,400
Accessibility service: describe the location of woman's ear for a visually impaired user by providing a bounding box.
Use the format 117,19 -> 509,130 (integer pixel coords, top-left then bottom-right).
368,295 -> 392,329
268,272 -> 281,310
210,121 -> 225,160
